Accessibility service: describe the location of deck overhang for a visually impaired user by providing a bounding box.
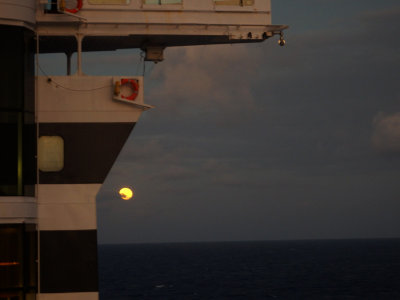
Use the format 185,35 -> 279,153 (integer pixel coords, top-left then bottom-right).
35,0 -> 288,53
37,24 -> 288,53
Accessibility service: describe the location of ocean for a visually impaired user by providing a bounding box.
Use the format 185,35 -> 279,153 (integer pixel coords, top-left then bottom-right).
98,239 -> 400,299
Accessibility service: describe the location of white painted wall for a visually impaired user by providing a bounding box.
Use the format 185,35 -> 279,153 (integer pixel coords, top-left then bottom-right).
37,76 -> 147,123
36,0 -> 272,29
0,0 -> 36,29
0,197 -> 37,224
38,184 -> 101,231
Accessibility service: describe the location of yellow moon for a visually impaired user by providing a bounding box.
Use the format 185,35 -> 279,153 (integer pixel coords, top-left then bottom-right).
119,187 -> 133,200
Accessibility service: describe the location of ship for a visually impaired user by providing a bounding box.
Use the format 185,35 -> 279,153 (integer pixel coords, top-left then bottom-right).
0,1 -> 286,299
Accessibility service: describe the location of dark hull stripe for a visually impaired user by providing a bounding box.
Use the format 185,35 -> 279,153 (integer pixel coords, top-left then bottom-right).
39,122 -> 135,184
40,230 -> 98,293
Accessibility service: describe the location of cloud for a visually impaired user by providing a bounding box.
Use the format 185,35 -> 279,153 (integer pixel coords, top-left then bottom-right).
371,112 -> 400,154
147,45 -> 262,121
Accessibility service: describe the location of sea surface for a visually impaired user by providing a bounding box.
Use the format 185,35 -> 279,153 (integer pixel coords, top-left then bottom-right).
98,239 -> 400,299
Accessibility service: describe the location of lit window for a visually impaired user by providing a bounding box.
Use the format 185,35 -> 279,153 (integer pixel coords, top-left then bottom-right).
38,136 -> 64,172
214,0 -> 254,5
88,0 -> 130,4
144,0 -> 182,4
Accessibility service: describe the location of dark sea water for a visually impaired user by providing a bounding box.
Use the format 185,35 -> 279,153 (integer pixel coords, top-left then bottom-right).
98,239 -> 400,299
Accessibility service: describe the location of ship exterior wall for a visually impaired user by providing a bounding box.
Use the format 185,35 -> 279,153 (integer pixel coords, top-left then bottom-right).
39,123 -> 135,184
0,25 -> 142,298
0,24 -> 37,300
37,184 -> 100,231
36,292 -> 98,300
0,1 -> 36,30
37,76 -> 140,297
37,121 -> 136,295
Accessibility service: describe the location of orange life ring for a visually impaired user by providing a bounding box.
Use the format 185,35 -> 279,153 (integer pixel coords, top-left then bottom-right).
65,0 -> 83,14
120,79 -> 139,101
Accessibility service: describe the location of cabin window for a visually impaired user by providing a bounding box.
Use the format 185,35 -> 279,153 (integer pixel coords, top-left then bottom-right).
38,136 -> 64,172
88,0 -> 130,4
214,0 -> 254,5
144,0 -> 182,4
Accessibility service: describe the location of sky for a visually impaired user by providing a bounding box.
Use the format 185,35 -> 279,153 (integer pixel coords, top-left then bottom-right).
41,0 -> 400,244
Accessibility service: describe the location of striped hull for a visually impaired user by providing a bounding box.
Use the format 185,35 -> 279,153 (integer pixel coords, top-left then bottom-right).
0,24 -> 145,300
36,75 -> 141,298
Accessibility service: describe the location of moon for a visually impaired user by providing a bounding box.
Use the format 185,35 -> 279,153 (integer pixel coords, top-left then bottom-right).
119,187 -> 133,200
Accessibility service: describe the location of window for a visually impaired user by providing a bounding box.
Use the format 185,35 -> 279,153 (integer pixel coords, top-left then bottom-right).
214,0 -> 254,5
144,0 -> 182,4
38,136 -> 64,172
88,0 -> 130,4
0,26 -> 35,197
0,224 -> 37,299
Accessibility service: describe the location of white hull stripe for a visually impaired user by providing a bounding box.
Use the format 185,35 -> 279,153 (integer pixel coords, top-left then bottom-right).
0,197 -> 37,223
38,184 -> 100,231
37,75 -> 144,124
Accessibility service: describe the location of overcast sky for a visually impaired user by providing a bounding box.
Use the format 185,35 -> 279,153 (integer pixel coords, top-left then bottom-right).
41,0 -> 400,244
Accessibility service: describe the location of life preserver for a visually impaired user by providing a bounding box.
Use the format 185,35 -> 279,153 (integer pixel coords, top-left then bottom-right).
64,0 -> 83,14
120,79 -> 139,101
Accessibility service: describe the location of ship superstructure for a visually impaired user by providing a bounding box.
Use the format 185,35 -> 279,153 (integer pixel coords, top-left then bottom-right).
0,1 -> 286,299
